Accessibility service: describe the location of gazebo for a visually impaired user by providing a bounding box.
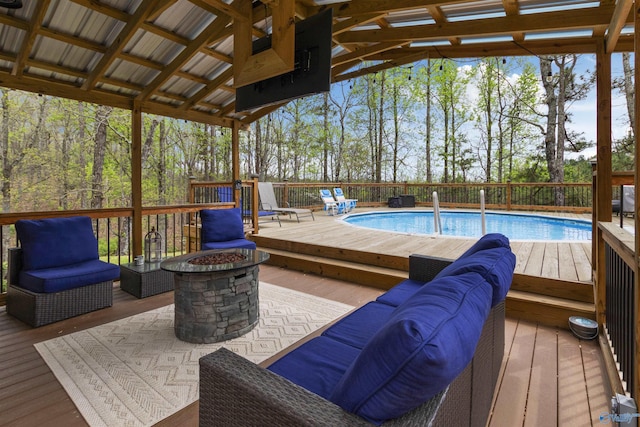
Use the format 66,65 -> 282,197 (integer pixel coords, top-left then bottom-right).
0,0 -> 638,402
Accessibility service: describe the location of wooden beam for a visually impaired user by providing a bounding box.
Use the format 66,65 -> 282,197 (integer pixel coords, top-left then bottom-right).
136,7 -> 233,101
336,5 -> 622,44
233,0 -> 296,88
634,0 -> 640,404
179,67 -> 233,111
200,0 -> 249,22
12,0 -> 50,77
315,0 -> 455,18
604,0 -> 632,53
82,0 -> 162,90
332,42 -> 409,67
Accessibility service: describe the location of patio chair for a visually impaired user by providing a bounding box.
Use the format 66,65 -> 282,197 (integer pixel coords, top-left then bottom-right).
333,187 -> 357,212
320,189 -> 347,215
257,182 -> 315,222
7,216 -> 120,327
200,208 -> 257,250
217,186 -> 281,226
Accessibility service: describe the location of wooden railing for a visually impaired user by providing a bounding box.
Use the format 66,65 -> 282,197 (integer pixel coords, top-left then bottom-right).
594,171 -> 638,401
189,180 -> 594,214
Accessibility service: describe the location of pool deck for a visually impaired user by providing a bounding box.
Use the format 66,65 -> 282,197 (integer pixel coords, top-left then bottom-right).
254,208 -> 594,283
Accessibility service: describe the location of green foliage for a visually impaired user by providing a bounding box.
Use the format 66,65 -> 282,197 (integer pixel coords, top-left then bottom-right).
0,54 -> 627,214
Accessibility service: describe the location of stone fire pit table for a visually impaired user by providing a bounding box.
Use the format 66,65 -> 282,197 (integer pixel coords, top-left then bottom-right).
160,248 -> 270,344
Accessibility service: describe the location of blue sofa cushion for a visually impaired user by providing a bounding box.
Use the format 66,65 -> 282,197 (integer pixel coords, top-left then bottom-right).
200,208 -> 245,243
330,272 -> 492,425
202,239 -> 256,250
267,336 -> 361,400
375,279 -> 424,306
16,216 -> 99,271
434,246 -> 515,307
18,259 -> 120,293
458,233 -> 511,258
322,302 -> 395,348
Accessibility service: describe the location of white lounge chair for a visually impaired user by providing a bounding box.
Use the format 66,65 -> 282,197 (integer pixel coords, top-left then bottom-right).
333,187 -> 357,212
320,189 -> 347,215
258,182 -> 315,222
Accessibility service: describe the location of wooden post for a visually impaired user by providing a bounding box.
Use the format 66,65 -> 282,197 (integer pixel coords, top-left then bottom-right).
506,180 -> 511,211
232,120 -> 240,208
633,1 -> 640,402
132,101 -> 143,256
251,175 -> 259,234
594,39 -> 612,328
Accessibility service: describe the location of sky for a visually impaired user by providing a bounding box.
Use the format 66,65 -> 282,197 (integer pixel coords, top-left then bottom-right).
561,53 -> 630,158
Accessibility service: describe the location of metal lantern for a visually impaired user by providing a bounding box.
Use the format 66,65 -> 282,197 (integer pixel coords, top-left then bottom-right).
144,227 -> 163,263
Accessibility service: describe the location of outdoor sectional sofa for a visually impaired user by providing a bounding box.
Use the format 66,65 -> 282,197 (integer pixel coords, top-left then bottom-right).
7,216 -> 120,327
199,233 -> 516,426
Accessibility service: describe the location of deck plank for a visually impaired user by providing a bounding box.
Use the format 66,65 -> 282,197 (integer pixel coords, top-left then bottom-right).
524,326 -> 558,427
489,321 -> 537,425
541,242 -> 560,279
557,330 -> 593,426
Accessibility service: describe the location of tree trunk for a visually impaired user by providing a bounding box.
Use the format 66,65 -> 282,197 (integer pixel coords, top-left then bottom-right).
376,71 -> 385,183
158,119 -> 166,204
91,105 -> 112,209
1,89 -> 10,213
622,52 -> 635,138
425,62 -> 432,182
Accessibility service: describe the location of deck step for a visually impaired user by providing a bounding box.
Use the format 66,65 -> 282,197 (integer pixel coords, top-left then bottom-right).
506,290 -> 595,329
263,248 -> 406,290
261,247 -> 595,329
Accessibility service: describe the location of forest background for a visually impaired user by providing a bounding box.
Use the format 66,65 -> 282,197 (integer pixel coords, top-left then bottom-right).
0,53 -> 635,213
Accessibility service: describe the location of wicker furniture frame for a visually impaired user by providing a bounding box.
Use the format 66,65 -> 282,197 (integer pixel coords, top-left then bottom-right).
119,262 -> 174,298
7,247 -> 114,327
199,255 -> 506,426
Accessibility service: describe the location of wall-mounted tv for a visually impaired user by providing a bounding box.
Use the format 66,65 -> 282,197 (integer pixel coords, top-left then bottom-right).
235,9 -> 333,112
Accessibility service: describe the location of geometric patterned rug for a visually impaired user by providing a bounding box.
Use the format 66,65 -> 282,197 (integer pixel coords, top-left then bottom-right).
34,282 -> 354,427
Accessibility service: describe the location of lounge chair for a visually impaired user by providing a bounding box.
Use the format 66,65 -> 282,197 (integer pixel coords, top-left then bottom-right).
258,182 -> 315,222
217,186 -> 281,226
320,189 -> 347,215
333,187 -> 357,212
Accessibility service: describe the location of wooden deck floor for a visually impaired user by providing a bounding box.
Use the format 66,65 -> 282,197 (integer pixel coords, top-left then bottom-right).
0,264 -> 610,426
255,209 -> 594,283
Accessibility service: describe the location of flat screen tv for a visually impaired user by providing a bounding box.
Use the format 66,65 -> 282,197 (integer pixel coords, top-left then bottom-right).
235,9 -> 333,112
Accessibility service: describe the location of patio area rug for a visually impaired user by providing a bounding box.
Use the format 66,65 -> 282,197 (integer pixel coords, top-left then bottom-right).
34,282 -> 353,427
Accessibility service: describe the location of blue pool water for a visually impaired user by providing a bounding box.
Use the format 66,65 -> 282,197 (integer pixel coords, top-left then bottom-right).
342,211 -> 592,241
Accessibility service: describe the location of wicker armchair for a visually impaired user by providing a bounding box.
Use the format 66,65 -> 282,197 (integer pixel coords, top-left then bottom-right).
7,216 -> 119,327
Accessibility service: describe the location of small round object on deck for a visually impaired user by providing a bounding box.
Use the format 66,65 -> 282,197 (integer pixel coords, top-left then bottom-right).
568,316 -> 598,340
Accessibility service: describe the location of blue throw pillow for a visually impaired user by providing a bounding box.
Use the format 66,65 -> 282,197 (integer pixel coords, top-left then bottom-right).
329,272 -> 492,425
16,216 -> 99,271
434,246 -> 515,307
200,208 -> 245,243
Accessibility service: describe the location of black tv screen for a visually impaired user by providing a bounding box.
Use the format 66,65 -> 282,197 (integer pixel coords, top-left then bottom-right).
235,9 -> 333,112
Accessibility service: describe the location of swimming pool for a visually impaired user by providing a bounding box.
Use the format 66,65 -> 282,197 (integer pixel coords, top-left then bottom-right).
342,210 -> 592,241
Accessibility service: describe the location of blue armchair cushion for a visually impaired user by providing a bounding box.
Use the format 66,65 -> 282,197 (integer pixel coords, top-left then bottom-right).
434,246 -> 515,307
329,272 -> 492,425
19,259 -> 120,293
16,216 -> 99,271
202,239 -> 256,250
267,336 -> 360,400
322,302 -> 395,349
200,208 -> 245,243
